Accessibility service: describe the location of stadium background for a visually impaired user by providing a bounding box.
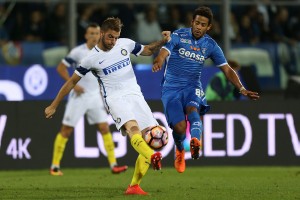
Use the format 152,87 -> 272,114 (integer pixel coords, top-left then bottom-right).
0,0 -> 299,169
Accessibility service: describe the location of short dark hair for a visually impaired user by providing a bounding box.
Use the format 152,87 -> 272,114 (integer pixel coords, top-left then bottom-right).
87,22 -> 100,29
85,22 -> 100,33
193,6 -> 213,25
101,17 -> 123,32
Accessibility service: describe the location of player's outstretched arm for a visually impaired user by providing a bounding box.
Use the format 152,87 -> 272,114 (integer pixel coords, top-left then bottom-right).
57,62 -> 84,95
220,64 -> 260,100
140,31 -> 171,56
45,73 -> 81,119
152,48 -> 169,72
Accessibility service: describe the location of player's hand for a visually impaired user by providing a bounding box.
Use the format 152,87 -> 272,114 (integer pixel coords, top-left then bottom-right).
240,89 -> 260,100
152,61 -> 162,72
74,85 -> 84,95
45,106 -> 56,119
161,31 -> 171,42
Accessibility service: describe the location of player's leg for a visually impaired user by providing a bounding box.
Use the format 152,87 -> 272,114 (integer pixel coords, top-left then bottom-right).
106,94 -> 161,170
125,154 -> 149,195
123,120 -> 161,169
95,122 -> 128,174
87,95 -> 128,174
186,106 -> 202,160
125,96 -> 163,195
123,121 -> 162,195
162,92 -> 187,173
172,120 -> 187,173
50,125 -> 73,176
185,87 -> 210,159
50,94 -> 86,175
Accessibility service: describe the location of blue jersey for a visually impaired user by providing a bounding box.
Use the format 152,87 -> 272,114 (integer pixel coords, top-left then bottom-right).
162,28 -> 227,89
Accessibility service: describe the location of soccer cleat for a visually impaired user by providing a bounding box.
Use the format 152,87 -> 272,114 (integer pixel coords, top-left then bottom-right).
125,184 -> 148,195
190,137 -> 201,160
50,167 -> 63,176
175,148 -> 185,173
111,165 -> 128,174
151,152 -> 162,170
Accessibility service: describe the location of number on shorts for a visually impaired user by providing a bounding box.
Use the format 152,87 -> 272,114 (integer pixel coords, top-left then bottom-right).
195,88 -> 204,97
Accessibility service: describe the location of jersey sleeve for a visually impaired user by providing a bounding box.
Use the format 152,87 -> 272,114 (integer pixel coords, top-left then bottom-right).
122,38 -> 144,56
210,44 -> 227,67
162,32 -> 179,55
75,57 -> 91,77
62,48 -> 80,68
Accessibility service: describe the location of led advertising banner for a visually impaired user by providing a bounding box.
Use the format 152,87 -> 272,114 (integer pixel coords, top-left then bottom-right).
0,64 -> 218,101
0,100 -> 299,170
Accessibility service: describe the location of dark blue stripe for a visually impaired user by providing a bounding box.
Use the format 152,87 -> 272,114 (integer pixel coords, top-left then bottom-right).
131,43 -> 142,55
64,57 -> 77,67
76,66 -> 90,75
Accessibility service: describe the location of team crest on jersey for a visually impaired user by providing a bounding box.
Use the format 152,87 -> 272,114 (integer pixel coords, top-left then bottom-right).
201,48 -> 207,54
121,49 -> 128,56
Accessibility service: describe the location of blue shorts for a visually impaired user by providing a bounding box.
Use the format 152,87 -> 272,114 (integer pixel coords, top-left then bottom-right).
161,86 -> 210,129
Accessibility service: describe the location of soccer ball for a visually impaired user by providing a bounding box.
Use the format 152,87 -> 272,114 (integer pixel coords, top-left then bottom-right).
143,125 -> 168,150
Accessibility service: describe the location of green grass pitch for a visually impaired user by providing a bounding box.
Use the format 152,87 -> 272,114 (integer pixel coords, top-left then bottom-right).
0,167 -> 299,200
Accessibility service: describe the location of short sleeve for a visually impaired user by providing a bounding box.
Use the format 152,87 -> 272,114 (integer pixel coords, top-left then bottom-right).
75,56 -> 91,77
210,44 -> 227,67
62,48 -> 80,67
162,32 -> 179,55
120,38 -> 144,56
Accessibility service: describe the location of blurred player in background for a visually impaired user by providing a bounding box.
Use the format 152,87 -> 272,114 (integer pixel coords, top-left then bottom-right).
45,17 -> 171,195
206,60 -> 241,101
152,6 -> 259,173
49,23 -> 128,176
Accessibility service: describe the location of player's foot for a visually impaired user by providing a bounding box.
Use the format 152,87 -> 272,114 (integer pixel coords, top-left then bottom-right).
151,152 -> 162,170
50,167 -> 63,176
190,137 -> 201,160
125,184 -> 148,195
175,148 -> 185,173
111,165 -> 128,174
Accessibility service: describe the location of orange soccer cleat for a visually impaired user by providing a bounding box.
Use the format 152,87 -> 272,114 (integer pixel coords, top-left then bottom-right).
190,137 -> 201,160
125,184 -> 148,195
50,167 -> 63,176
111,165 -> 128,174
151,152 -> 162,170
175,148 -> 185,173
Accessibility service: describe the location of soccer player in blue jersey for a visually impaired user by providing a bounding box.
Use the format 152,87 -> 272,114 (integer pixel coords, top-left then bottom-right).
152,6 -> 260,173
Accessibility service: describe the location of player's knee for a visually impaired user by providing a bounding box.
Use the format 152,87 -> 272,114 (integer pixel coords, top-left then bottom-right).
60,126 -> 74,138
173,120 -> 187,134
129,126 -> 140,133
97,123 -> 110,134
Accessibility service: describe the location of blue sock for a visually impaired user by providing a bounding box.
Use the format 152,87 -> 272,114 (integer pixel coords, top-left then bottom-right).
187,111 -> 202,140
172,131 -> 186,151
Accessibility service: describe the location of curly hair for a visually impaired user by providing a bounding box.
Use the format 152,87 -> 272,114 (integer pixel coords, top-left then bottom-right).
193,6 -> 213,25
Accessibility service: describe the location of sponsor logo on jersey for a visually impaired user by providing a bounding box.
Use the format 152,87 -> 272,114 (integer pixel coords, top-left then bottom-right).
190,46 -> 200,51
180,38 -> 192,44
103,58 -> 130,75
178,48 -> 205,62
